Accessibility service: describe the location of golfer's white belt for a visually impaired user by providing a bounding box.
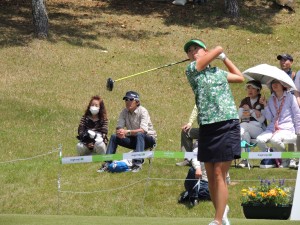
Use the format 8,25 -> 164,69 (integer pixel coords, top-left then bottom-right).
60,151 -> 300,164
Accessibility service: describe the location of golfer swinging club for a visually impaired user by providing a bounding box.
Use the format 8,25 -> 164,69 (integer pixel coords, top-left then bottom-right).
183,39 -> 244,225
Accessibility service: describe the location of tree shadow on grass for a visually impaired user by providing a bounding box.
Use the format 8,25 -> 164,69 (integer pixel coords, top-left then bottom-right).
0,0 -> 294,48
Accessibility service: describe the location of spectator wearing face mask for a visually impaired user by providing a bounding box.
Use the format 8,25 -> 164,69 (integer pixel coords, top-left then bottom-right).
76,95 -> 108,156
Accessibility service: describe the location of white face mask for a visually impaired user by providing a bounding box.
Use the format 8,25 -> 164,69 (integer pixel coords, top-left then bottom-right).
90,106 -> 99,115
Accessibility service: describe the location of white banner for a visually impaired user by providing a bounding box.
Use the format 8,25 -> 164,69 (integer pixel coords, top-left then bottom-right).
123,151 -> 154,160
61,156 -> 93,164
248,152 -> 282,159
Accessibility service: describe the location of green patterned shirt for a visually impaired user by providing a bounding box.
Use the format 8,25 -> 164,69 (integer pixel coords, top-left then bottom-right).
186,61 -> 238,125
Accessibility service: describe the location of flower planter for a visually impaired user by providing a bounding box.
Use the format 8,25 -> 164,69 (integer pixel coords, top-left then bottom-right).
242,204 -> 292,220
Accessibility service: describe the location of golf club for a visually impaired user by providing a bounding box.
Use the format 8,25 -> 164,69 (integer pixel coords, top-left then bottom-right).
106,58 -> 189,91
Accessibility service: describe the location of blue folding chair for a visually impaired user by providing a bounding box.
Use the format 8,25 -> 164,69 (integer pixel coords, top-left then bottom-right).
237,140 -> 257,170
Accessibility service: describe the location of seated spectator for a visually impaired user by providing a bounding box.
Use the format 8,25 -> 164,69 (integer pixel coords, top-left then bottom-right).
257,79 -> 300,168
176,105 -> 199,166
237,80 -> 266,168
97,91 -> 157,173
178,141 -> 210,207
277,53 -> 295,80
76,95 -> 108,156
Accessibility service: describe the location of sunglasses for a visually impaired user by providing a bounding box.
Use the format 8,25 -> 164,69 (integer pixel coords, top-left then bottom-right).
124,98 -> 135,102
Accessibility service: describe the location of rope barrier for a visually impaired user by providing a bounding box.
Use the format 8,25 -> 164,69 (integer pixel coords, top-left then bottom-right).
57,177 -> 296,195
60,178 -> 147,194
0,147 -> 60,164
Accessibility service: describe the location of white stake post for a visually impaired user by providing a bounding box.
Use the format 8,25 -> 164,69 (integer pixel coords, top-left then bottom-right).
290,135 -> 300,220
290,158 -> 300,220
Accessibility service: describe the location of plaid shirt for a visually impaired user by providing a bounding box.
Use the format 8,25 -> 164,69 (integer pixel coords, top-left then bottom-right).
117,106 -> 157,139
185,62 -> 238,125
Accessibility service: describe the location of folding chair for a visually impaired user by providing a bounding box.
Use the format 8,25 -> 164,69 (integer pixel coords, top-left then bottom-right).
235,140 -> 257,169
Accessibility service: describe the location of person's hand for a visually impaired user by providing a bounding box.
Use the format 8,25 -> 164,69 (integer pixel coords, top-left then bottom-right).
116,128 -> 126,139
242,104 -> 250,110
87,143 -> 94,149
195,167 -> 202,179
182,123 -> 191,133
259,96 -> 267,106
216,52 -> 227,61
254,109 -> 261,118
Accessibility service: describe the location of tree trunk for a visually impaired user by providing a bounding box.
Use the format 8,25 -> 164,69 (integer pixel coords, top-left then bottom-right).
32,0 -> 48,38
224,0 -> 239,17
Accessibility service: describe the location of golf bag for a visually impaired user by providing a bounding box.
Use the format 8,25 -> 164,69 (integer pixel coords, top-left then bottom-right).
179,167 -> 210,203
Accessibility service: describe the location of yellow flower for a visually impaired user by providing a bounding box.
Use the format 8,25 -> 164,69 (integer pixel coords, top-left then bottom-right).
240,178 -> 293,206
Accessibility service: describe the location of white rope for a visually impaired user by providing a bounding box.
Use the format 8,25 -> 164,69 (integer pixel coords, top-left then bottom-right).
57,177 -> 296,195
0,148 -> 59,164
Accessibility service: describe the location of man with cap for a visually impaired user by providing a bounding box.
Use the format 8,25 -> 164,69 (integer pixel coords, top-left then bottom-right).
97,91 -> 157,173
237,80 -> 266,168
277,53 -> 294,80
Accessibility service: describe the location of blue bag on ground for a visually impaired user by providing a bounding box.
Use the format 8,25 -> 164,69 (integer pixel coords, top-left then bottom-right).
108,161 -> 130,172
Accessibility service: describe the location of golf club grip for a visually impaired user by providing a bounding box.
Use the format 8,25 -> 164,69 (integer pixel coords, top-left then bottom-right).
114,59 -> 189,82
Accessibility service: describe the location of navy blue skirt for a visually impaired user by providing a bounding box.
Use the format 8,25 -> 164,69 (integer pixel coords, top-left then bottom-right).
198,119 -> 241,162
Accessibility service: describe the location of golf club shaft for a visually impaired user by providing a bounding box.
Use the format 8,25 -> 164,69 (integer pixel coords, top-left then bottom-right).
114,59 -> 189,82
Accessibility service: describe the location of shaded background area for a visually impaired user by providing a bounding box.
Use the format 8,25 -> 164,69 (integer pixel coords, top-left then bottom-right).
0,0 -> 293,48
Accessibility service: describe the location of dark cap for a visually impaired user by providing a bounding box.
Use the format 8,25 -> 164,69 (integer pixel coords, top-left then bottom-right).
122,91 -> 140,101
277,54 -> 293,61
246,80 -> 262,90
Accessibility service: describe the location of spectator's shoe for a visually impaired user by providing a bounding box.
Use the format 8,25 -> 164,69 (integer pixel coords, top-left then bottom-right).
289,159 -> 297,168
237,159 -> 248,168
176,159 -> 190,166
222,205 -> 230,225
97,163 -> 109,173
260,159 -> 276,169
131,165 -> 142,173
208,220 -> 220,225
189,197 -> 199,207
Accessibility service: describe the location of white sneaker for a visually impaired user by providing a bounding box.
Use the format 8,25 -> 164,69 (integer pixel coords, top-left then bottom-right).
289,159 -> 297,168
176,159 -> 190,166
222,205 -> 230,225
208,220 -> 220,225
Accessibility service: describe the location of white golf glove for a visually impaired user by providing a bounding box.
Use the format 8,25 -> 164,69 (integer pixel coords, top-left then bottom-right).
217,52 -> 227,61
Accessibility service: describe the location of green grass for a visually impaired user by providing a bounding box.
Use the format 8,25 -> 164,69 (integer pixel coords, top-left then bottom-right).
0,0 -> 300,223
1,214 -> 300,225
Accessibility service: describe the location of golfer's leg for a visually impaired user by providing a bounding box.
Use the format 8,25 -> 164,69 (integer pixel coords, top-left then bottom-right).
213,161 -> 231,223
205,162 -> 216,208
205,161 -> 231,224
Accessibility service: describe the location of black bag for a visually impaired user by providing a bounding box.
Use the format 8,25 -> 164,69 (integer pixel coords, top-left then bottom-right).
77,130 -> 96,145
